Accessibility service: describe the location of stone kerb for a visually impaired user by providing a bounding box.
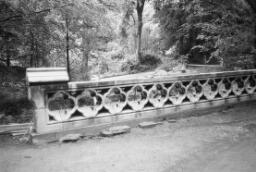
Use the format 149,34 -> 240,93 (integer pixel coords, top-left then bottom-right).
27,68 -> 256,134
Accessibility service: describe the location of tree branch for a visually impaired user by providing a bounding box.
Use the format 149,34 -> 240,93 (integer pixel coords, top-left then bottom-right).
0,9 -> 51,23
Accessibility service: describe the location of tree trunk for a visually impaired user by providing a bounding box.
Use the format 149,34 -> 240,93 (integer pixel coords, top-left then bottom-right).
82,50 -> 90,80
136,0 -> 145,62
245,0 -> 256,47
6,53 -> 10,67
65,17 -> 70,77
30,31 -> 35,67
66,30 -> 70,76
35,41 -> 39,67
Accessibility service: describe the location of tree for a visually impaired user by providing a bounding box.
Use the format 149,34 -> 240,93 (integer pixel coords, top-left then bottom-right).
0,1 -> 24,66
120,0 -> 149,62
0,0 -> 51,67
155,0 -> 256,69
245,0 -> 256,47
136,0 -> 146,61
46,0 -> 114,80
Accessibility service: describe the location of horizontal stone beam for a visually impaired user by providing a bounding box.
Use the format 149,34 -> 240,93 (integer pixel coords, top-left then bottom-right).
68,69 -> 256,89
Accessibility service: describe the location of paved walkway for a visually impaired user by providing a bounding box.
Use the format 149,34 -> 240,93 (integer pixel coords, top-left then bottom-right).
1,102 -> 256,172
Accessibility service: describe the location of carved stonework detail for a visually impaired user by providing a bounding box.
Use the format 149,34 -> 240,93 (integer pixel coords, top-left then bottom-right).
127,85 -> 148,111
168,82 -> 186,104
45,73 -> 256,124
203,79 -> 218,100
76,89 -> 103,118
218,78 -> 232,98
104,87 -> 126,114
47,91 -> 76,121
245,76 -> 256,94
231,77 -> 245,96
187,80 -> 203,102
148,84 -> 168,107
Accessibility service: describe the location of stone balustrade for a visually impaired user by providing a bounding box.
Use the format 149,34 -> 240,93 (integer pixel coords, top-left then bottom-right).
26,68 -> 256,134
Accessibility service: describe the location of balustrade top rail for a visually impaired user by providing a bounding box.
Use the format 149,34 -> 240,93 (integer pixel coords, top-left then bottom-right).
26,67 -> 69,85
68,69 -> 256,89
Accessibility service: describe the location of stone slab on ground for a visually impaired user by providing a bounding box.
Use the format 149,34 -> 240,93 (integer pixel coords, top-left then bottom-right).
0,123 -> 33,134
167,119 -> 177,123
138,121 -> 162,128
101,125 -> 131,137
59,134 -> 82,143
243,123 -> 256,133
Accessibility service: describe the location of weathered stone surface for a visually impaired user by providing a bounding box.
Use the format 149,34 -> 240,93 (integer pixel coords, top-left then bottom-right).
101,126 -> 131,137
59,134 -> 82,143
243,123 -> 256,133
153,70 -> 168,76
18,136 -> 31,143
167,119 -> 177,123
26,67 -> 69,85
138,121 -> 161,128
100,130 -> 114,137
28,67 -> 256,136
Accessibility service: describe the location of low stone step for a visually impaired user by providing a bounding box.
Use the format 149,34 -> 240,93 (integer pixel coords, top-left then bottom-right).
59,133 -> 82,143
167,119 -> 177,123
138,121 -> 162,129
101,125 -> 131,137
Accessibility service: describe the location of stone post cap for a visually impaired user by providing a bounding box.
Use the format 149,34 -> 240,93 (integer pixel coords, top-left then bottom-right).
26,67 -> 69,86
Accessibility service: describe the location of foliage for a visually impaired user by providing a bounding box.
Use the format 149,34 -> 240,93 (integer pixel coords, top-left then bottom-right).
121,53 -> 162,73
155,0 -> 256,69
0,95 -> 35,124
139,53 -> 162,66
0,0 -> 51,67
1,0 -> 256,79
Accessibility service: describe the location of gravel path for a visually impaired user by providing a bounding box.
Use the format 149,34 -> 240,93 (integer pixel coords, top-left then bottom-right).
1,102 -> 256,172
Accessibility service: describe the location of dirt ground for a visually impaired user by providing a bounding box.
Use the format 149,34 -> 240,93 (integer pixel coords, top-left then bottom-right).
1,102 -> 256,172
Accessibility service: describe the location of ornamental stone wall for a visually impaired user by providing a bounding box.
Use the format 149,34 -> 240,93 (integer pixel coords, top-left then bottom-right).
27,68 -> 256,134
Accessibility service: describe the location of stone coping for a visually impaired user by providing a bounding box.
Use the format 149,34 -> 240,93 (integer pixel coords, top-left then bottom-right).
26,67 -> 69,85
68,69 -> 256,89
187,64 -> 222,67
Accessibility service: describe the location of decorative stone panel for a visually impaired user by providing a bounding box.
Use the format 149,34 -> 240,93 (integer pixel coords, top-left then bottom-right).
47,91 -> 76,122
168,82 -> 186,105
149,84 -> 168,108
127,85 -> 148,111
76,89 -> 103,118
26,68 -> 256,134
203,79 -> 218,100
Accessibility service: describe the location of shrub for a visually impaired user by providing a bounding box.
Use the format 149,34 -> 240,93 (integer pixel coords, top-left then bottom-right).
121,59 -> 136,73
139,53 -> 162,66
99,61 -> 109,74
121,53 -> 162,73
0,98 -> 35,124
111,51 -> 124,60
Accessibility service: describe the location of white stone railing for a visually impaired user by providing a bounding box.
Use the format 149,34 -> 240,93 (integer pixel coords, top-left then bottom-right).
26,68 -> 256,134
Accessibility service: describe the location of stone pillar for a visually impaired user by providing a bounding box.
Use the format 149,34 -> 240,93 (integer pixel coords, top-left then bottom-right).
26,68 -> 69,134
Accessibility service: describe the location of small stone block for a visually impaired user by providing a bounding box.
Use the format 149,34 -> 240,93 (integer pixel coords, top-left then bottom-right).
167,119 -> 177,123
101,126 -> 131,137
59,133 -> 82,143
31,138 -> 47,146
100,130 -> 114,137
138,121 -> 159,128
